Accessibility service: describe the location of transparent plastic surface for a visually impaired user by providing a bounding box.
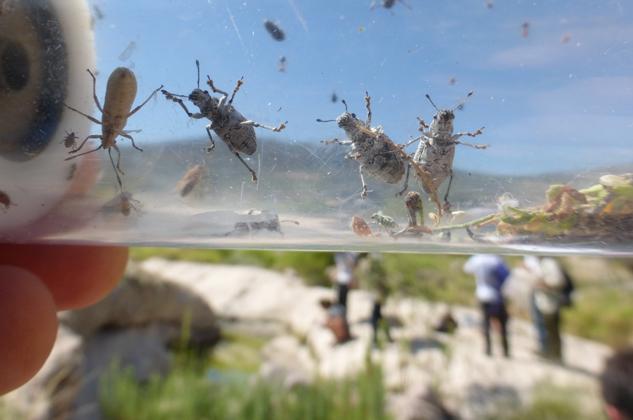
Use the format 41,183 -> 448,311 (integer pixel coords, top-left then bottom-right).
1,0 -> 632,255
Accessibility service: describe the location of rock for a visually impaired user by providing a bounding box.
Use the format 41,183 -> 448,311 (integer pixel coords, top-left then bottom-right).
390,384 -> 458,420
61,263 -> 219,347
259,336 -> 315,388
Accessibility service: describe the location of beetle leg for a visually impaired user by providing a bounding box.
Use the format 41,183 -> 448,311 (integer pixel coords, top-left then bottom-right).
231,150 -> 258,182
68,134 -> 102,154
443,170 -> 453,212
86,69 -> 104,113
119,132 -> 143,152
108,147 -> 124,189
228,77 -> 244,105
206,76 -> 229,96
112,144 -> 124,175
128,84 -> 164,117
205,125 -> 216,152
397,163 -> 411,196
322,138 -> 352,146
359,165 -> 369,198
241,120 -> 287,132
364,91 -> 372,126
63,104 -> 102,125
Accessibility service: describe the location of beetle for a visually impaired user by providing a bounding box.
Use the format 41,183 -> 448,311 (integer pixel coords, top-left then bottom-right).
400,92 -> 487,217
318,91 -> 429,199
370,211 -> 400,233
176,163 -> 206,197
351,215 -> 373,237
63,67 -> 163,188
370,0 -> 411,10
264,20 -> 285,41
162,60 -> 286,182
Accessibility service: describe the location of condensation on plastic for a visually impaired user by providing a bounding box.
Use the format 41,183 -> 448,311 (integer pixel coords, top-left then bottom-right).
1,0 -> 632,256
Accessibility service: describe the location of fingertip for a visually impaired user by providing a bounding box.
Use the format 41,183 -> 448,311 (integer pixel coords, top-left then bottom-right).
0,266 -> 57,395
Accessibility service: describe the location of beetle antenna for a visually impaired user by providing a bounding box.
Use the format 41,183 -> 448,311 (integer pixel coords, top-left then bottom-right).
316,118 -> 336,123
453,91 -> 474,112
425,94 -> 440,112
341,99 -> 349,112
195,59 -> 200,89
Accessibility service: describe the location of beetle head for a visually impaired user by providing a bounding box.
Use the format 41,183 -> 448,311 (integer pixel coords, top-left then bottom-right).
336,112 -> 359,129
189,88 -> 218,110
432,109 -> 455,134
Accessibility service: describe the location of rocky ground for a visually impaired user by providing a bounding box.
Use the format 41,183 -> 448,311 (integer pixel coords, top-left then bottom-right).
3,258 -> 612,420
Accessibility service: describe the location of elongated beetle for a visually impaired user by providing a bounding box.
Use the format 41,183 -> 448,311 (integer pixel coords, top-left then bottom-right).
370,0 -> 411,10
64,68 -> 163,188
401,92 -> 487,217
162,61 -> 286,182
318,92 -> 427,198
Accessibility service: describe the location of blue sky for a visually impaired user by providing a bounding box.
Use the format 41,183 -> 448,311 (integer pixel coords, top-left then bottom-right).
89,0 -> 633,175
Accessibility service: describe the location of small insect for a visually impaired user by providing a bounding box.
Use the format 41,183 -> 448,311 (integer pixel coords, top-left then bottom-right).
103,191 -> 141,216
61,131 -> 78,149
521,21 -> 530,38
318,92 -> 423,198
370,0 -> 411,10
448,77 -> 457,86
63,68 -> 163,188
66,162 -> 77,181
351,215 -> 373,237
331,92 -> 338,103
264,20 -> 285,41
370,211 -> 400,233
162,60 -> 286,182
176,163 -> 206,197
278,56 -> 287,73
401,92 -> 487,217
393,191 -> 432,237
0,190 -> 13,211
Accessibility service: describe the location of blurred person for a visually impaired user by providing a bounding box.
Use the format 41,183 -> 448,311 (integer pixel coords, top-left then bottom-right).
357,253 -> 393,348
332,252 -> 360,313
463,254 -> 511,357
600,348 -> 633,420
524,256 -> 573,361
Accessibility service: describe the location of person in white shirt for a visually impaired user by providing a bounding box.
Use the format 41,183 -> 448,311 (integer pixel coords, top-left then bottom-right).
464,254 -> 511,357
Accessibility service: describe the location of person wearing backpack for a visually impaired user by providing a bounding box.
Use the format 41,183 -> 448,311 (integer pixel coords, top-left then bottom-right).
464,254 -> 511,358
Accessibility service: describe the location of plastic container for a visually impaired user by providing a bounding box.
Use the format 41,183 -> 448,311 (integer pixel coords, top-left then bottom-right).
1,0 -> 632,255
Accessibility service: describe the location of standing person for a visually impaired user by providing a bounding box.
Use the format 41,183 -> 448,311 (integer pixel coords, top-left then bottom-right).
600,348 -> 633,420
333,252 -> 360,313
357,253 -> 393,348
463,254 -> 511,358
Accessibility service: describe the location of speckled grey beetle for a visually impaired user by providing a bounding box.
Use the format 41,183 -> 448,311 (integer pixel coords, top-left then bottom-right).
401,91 -> 487,216
318,91 -> 425,198
162,61 -> 286,182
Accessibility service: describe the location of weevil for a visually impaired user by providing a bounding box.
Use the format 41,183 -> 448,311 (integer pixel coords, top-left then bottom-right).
370,211 -> 400,233
264,20 -> 285,41
61,131 -> 78,149
370,0 -> 411,10
318,92 -> 427,198
351,215 -> 373,237
401,92 -> 487,217
63,68 -> 163,188
162,60 -> 286,182
176,163 -> 206,197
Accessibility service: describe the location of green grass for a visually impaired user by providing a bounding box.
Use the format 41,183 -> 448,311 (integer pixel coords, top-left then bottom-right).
486,382 -> 605,420
208,331 -> 267,373
100,355 -> 391,420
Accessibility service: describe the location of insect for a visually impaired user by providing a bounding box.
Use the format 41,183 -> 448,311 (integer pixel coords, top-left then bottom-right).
176,163 -> 206,197
370,211 -> 400,233
521,22 -> 530,38
318,92 -> 423,198
331,92 -> 338,103
351,215 -> 373,237
560,33 -> 572,44
103,191 -> 141,216
63,68 -> 163,188
448,77 -> 457,86
0,190 -> 14,211
393,192 -> 432,237
61,131 -> 78,149
485,0 -> 494,9
162,60 -> 287,182
370,0 -> 411,10
278,56 -> 287,73
401,92 -> 487,217
264,20 -> 285,41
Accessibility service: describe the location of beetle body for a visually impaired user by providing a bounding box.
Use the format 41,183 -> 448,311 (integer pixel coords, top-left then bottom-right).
162,61 -> 286,182
63,67 -> 162,188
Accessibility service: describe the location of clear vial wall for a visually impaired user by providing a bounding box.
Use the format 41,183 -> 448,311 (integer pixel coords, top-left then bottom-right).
1,0 -> 632,255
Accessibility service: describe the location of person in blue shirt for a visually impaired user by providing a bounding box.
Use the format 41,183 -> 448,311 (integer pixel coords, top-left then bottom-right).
463,254 -> 511,357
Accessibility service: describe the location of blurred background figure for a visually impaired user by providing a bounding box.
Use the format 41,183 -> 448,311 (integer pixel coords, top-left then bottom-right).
523,256 -> 574,362
333,252 -> 360,314
357,253 -> 393,348
463,254 -> 511,357
600,347 -> 633,420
